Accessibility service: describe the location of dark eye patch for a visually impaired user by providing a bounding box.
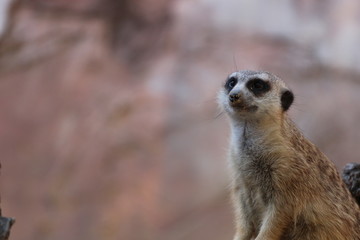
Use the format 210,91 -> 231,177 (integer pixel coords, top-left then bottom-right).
246,78 -> 271,96
224,77 -> 238,92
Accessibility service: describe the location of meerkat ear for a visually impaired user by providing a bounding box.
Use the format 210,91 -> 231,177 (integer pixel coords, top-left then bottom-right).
281,90 -> 294,111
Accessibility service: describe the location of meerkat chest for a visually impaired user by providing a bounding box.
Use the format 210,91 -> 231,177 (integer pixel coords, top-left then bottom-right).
237,146 -> 274,200
230,134 -> 276,212
230,125 -> 278,205
230,146 -> 276,232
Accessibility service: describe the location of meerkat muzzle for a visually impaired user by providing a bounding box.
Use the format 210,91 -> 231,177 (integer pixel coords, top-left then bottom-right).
229,92 -> 245,106
229,93 -> 240,103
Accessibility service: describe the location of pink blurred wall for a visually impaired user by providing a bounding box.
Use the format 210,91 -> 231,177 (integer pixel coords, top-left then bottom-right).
0,0 -> 360,239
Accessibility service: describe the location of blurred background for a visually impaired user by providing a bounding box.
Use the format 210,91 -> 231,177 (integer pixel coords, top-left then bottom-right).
0,0 -> 360,239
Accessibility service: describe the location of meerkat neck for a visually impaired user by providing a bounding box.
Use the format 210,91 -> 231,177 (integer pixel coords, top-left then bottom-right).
229,115 -> 288,147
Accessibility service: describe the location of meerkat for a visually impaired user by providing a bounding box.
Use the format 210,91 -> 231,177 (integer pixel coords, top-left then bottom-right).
218,70 -> 360,240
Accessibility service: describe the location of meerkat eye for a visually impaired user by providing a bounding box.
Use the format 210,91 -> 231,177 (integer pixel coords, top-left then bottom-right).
246,78 -> 271,96
225,77 -> 238,92
253,79 -> 266,90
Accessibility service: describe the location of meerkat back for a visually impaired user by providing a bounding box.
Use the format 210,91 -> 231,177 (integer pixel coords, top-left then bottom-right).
218,70 -> 360,240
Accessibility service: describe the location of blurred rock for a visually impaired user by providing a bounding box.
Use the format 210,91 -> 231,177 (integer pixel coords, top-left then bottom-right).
193,0 -> 360,73
0,1 -> 360,240
0,0 -> 12,37
342,163 -> 360,205
103,0 -> 173,67
31,0 -> 100,12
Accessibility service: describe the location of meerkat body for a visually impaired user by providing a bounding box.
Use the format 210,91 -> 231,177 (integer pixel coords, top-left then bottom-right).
218,70 -> 360,240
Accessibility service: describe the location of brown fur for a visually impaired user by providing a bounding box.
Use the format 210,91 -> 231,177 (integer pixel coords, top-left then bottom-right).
219,70 -> 360,240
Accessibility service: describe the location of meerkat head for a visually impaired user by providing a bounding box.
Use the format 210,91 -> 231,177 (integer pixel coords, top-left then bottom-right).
218,70 -> 294,121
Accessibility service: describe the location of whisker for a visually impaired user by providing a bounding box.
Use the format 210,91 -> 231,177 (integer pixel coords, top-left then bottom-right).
214,111 -> 224,120
233,53 -> 239,72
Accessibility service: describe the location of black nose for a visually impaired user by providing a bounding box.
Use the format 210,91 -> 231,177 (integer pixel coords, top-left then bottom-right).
229,93 -> 240,102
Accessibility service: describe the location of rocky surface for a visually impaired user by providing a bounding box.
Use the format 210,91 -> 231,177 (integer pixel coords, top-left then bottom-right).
343,163 -> 360,205
0,1 -> 359,240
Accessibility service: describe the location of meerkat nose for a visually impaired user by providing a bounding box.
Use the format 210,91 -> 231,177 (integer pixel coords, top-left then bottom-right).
229,93 -> 240,102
